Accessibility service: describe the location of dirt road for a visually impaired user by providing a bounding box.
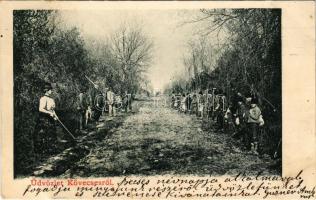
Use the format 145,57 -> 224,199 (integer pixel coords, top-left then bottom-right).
48,98 -> 280,178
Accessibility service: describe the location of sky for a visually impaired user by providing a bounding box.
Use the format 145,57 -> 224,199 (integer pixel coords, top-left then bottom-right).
58,10 -> 199,92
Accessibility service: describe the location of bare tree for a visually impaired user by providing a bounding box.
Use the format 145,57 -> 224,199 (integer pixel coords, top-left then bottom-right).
110,24 -> 154,94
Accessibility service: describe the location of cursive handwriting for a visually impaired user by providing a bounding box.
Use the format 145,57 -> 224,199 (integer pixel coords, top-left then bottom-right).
22,170 -> 315,199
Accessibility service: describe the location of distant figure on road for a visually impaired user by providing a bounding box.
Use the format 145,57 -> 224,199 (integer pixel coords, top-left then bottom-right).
123,91 -> 132,112
191,93 -> 198,114
185,93 -> 192,113
214,89 -> 225,130
77,86 -> 90,131
232,98 -> 248,147
198,91 -> 205,118
171,93 -> 176,108
206,90 -> 213,119
114,94 -> 122,115
128,93 -> 133,111
180,93 -> 187,112
107,88 -> 115,117
154,93 -> 160,107
89,84 -> 104,122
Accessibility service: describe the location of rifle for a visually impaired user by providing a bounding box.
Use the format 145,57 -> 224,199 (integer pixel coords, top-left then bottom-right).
85,75 -> 105,108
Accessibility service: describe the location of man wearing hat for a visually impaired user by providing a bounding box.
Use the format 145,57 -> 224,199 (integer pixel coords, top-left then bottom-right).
246,97 -> 263,155
77,86 -> 90,131
89,84 -> 104,122
34,83 -> 58,158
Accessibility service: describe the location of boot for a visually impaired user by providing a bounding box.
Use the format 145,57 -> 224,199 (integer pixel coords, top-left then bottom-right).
249,143 -> 255,154
253,142 -> 259,155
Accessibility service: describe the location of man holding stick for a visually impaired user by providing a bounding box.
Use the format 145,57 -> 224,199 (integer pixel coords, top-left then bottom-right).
34,83 -> 58,157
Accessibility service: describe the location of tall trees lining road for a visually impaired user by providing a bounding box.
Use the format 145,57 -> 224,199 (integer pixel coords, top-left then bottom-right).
165,9 -> 281,156
167,9 -> 281,117
13,9 -> 281,176
85,23 -> 154,95
13,10 -> 154,176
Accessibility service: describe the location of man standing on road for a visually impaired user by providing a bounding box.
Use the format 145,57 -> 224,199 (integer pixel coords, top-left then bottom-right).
247,97 -> 264,155
34,83 -> 58,158
89,84 -> 104,122
127,92 -> 132,112
107,88 -> 115,117
214,89 -> 226,131
206,90 -> 213,119
185,93 -> 192,113
114,94 -> 122,115
180,93 -> 187,112
77,86 -> 89,131
198,91 -> 205,119
123,91 -> 129,112
230,87 -> 240,123
234,98 -> 248,148
191,93 -> 198,115
171,93 -> 176,108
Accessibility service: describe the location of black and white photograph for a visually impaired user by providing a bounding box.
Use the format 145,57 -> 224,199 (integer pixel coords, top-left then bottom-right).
13,8 -> 282,178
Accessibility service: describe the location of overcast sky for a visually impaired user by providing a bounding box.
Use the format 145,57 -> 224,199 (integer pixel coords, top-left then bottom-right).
58,10 -> 200,92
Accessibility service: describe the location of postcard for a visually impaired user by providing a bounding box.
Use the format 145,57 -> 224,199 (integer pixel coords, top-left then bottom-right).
0,1 -> 315,199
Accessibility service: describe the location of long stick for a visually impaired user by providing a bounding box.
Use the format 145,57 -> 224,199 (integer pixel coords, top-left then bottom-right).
85,75 -> 97,87
244,75 -> 277,111
273,139 -> 281,158
55,114 -> 76,140
212,88 -> 215,112
206,89 -> 209,119
259,94 -> 277,111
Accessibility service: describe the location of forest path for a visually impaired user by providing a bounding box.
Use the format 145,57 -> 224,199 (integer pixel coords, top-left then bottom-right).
54,97 -> 280,177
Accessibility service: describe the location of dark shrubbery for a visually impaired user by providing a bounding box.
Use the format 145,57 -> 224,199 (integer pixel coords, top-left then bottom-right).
166,9 -> 282,156
13,10 -> 153,176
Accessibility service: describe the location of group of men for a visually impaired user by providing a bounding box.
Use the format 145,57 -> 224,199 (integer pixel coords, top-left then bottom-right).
171,88 -> 264,155
77,84 -> 133,131
34,81 -> 133,160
